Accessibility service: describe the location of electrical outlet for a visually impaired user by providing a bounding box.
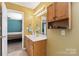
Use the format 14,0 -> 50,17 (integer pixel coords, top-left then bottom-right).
60,30 -> 65,36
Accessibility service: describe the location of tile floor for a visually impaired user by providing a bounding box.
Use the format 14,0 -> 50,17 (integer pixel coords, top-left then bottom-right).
8,40 -> 22,53
8,39 -> 27,56
8,49 -> 27,56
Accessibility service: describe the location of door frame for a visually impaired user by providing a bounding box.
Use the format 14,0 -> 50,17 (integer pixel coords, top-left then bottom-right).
2,2 -> 8,56
7,9 -> 25,52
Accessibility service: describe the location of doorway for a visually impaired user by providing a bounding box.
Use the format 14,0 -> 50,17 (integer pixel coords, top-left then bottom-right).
1,3 -> 25,56
7,9 -> 24,55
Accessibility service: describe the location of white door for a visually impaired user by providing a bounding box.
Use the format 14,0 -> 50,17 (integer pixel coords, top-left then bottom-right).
2,2 -> 8,56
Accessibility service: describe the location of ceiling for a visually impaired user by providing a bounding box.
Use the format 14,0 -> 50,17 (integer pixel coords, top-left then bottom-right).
12,2 -> 40,9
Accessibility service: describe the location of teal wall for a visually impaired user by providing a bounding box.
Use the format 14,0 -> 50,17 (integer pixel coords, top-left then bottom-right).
8,17 -> 22,32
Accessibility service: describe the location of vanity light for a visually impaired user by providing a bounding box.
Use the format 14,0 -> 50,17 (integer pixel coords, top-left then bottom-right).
34,6 -> 45,16
36,8 -> 47,17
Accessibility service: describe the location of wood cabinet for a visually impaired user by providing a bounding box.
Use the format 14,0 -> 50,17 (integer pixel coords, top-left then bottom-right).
55,2 -> 69,20
24,36 -> 47,56
47,3 -> 55,22
24,36 -> 33,55
27,39 -> 33,56
33,40 -> 46,56
47,2 -> 71,29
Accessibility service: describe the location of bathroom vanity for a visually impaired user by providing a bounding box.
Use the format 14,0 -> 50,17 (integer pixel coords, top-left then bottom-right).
24,35 -> 47,56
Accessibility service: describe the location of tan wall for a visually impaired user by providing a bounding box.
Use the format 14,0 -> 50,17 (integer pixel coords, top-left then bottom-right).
6,2 -> 34,35
5,2 -> 52,35
47,3 -> 79,56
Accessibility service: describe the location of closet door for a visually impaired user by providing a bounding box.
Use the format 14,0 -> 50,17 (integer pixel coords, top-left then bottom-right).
2,2 -> 8,56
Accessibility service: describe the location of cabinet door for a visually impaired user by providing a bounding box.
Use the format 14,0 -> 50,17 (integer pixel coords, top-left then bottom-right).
24,36 -> 29,55
55,2 -> 68,20
24,37 -> 33,56
24,36 -> 28,49
47,3 -> 55,22
28,39 -> 33,56
34,40 -> 46,56
24,36 -> 26,48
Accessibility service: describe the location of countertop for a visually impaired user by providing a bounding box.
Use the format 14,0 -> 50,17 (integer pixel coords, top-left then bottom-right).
25,34 -> 47,42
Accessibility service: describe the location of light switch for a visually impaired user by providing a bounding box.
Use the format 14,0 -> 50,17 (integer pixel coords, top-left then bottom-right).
60,30 -> 65,36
